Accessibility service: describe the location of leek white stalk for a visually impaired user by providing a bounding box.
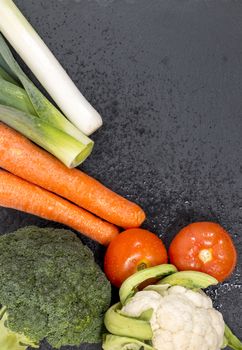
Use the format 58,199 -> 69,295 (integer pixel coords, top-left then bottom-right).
0,0 -> 102,136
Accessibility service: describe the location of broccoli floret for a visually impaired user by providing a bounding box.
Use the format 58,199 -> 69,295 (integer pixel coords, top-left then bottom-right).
0,226 -> 111,349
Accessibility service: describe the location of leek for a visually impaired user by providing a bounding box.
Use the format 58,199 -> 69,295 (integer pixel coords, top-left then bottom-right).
0,34 -> 94,143
0,50 -> 17,81
0,79 -> 36,115
0,35 -> 94,167
0,66 -> 19,85
0,105 -> 93,168
0,0 -> 102,135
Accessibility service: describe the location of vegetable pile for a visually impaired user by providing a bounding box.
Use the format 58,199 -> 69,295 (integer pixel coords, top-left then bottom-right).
0,0 -> 143,243
0,2 -> 241,350
0,226 -> 111,349
103,265 -> 242,350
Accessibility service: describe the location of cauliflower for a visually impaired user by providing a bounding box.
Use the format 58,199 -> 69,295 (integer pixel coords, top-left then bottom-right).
122,285 -> 225,350
103,265 -> 242,350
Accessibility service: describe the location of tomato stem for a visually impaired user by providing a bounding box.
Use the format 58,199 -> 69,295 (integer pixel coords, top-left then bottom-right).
137,262 -> 148,271
199,249 -> 213,264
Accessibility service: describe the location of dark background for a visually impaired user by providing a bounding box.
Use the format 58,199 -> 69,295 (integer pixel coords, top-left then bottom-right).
1,0 -> 241,349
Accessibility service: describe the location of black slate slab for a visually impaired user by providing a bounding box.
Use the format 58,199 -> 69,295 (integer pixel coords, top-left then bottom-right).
1,0 -> 242,349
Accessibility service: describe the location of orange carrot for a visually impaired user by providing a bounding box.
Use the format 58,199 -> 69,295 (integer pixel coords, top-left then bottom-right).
0,123 -> 146,228
0,170 -> 119,245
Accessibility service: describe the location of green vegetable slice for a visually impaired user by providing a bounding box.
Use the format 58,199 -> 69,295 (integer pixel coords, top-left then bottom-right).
102,334 -> 155,350
0,105 -> 93,168
104,303 -> 153,341
224,325 -> 242,350
119,264 -> 177,305
158,271 -> 218,289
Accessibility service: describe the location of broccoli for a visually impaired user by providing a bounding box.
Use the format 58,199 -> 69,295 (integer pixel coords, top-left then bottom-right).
0,226 -> 111,349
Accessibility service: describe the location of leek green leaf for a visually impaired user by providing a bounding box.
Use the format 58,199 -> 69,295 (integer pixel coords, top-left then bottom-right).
0,66 -> 20,85
0,79 -> 35,115
0,105 -> 93,168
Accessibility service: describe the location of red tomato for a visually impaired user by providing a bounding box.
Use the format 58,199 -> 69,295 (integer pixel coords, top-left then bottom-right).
104,228 -> 168,287
169,222 -> 237,282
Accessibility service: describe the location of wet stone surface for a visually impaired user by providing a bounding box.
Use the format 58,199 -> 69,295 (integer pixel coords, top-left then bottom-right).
1,0 -> 242,349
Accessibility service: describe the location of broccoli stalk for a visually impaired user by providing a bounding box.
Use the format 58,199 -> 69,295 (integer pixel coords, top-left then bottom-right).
0,306 -> 38,350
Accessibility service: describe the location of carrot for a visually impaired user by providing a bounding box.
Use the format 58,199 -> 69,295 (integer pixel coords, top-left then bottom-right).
0,123 -> 146,228
0,170 -> 119,245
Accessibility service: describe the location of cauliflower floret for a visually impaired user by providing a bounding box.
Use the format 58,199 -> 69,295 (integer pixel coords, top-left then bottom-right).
121,286 -> 225,350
